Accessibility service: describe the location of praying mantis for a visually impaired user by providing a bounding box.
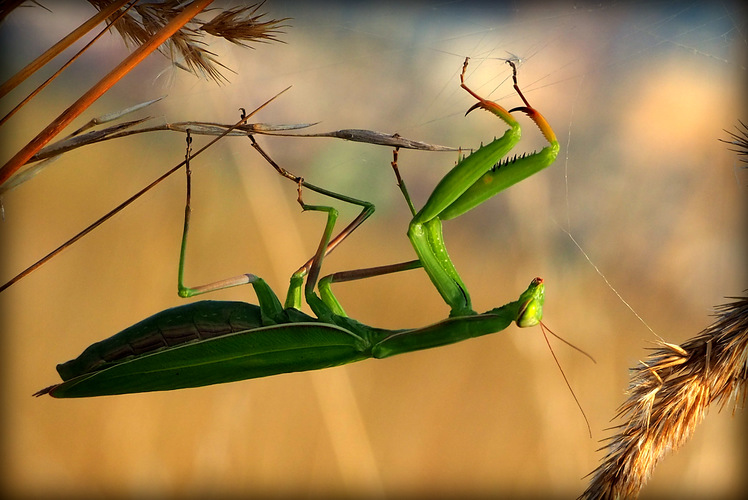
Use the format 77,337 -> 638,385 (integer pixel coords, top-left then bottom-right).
35,59 -> 587,415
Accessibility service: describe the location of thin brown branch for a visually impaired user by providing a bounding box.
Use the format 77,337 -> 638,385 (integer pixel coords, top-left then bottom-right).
18,119 -> 453,168
260,129 -> 457,151
3,117 -> 455,195
24,120 -> 315,164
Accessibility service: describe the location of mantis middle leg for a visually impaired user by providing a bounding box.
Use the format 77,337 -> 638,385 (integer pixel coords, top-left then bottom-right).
176,131 -> 380,324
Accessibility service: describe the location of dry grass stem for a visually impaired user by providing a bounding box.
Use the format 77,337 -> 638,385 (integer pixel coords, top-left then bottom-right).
2,121 -> 456,195
580,296 -> 748,498
0,0 -> 129,99
0,0 -> 214,185
2,91 -> 455,194
0,1 -> 287,185
0,3 -> 136,128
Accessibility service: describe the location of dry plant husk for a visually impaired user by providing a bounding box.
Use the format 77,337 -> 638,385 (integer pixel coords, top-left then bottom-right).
581,122 -> 748,499
720,120 -> 748,165
88,0 -> 289,83
581,295 -> 748,498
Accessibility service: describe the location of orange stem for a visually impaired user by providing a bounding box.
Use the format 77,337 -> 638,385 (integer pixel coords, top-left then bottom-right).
0,0 -> 214,186
0,2 -> 136,128
0,0 -> 131,99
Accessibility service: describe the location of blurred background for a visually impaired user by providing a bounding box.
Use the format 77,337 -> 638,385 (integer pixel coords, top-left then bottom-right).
1,1 -> 746,498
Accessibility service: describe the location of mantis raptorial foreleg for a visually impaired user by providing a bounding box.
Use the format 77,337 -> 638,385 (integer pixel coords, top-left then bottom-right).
318,58 -> 560,317
404,58 -> 560,316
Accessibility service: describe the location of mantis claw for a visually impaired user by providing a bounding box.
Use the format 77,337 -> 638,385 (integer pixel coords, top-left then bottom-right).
508,106 -> 557,145
465,102 -> 487,116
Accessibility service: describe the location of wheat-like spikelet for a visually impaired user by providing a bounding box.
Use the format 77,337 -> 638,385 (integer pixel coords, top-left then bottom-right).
721,120 -> 748,165
580,295 -> 748,498
87,0 -> 288,83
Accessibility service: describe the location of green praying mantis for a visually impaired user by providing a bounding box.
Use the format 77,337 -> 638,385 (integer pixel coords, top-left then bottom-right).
35,59 -> 592,430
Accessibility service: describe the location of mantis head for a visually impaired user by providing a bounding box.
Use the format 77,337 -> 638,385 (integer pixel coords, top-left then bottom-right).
516,277 -> 544,328
513,276 -> 595,437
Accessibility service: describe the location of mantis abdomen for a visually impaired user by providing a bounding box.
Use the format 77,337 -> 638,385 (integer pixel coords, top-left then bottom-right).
56,301 -> 265,381
41,301 -> 369,397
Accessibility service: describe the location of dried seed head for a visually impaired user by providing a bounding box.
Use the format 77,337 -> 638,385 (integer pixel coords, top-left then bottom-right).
720,120 -> 748,164
580,296 -> 748,499
88,0 -> 289,83
199,3 -> 288,48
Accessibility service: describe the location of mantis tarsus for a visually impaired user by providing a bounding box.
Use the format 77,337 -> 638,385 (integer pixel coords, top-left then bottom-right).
35,58 -> 592,432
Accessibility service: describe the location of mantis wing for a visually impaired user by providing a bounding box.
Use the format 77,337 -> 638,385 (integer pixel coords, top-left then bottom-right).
39,321 -> 369,398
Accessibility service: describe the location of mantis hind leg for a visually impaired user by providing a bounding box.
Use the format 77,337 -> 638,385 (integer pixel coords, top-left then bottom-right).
176,131 -> 285,324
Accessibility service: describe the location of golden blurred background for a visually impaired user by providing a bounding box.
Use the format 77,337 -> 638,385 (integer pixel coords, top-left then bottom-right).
1,1 -> 746,498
